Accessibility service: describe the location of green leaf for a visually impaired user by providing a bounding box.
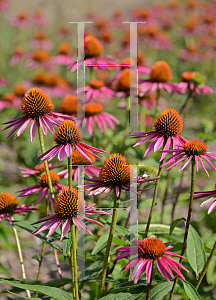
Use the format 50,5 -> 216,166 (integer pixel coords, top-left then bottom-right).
112,237 -> 128,247
31,253 -> 40,262
106,223 -> 133,241
63,230 -> 72,260
150,282 -> 173,300
7,290 -> 43,299
187,225 -> 206,276
169,218 -> 186,236
1,279 -> 73,300
91,232 -> 110,255
205,246 -> 216,256
14,221 -> 63,252
182,280 -> 202,300
137,224 -> 184,235
100,286 -> 146,299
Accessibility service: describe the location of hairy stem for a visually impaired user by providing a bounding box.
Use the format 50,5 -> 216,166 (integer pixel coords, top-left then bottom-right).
11,218 -> 31,298
160,168 -> 171,223
36,242 -> 46,285
99,192 -> 120,298
146,272 -> 153,300
169,159 -> 196,300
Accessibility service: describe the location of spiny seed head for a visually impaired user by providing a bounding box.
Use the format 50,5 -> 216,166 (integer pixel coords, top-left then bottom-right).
59,94 -> 80,115
39,171 -> 60,188
54,187 -> 85,219
85,35 -> 103,58
89,80 -> 104,89
32,49 -> 50,61
150,61 -> 172,82
3,93 -> 15,102
154,108 -> 183,137
14,83 -> 25,97
21,87 -> 53,118
58,42 -> 71,55
85,103 -> 103,117
54,120 -> 82,146
181,71 -> 198,82
34,164 -> 45,172
0,192 -> 18,213
72,148 -> 95,165
184,140 -> 207,156
141,238 -> 166,259
99,153 -> 134,187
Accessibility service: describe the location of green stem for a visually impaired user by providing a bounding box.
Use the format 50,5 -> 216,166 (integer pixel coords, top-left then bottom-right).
99,192 -> 120,298
171,168 -> 185,223
70,222 -> 79,300
169,159 -> 196,300
36,122 -> 55,286
37,122 -> 55,204
11,218 -> 31,298
146,272 -> 153,300
68,154 -> 79,300
36,242 -> 46,285
144,161 -> 163,237
195,240 -> 216,290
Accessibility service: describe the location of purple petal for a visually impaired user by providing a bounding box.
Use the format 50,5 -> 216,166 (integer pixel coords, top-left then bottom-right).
61,218 -> 70,240
35,188 -> 47,205
14,118 -> 32,140
30,119 -> 37,143
198,157 -> 209,177
47,219 -> 62,237
65,144 -> 72,157
39,116 -> 47,135
58,145 -> 66,161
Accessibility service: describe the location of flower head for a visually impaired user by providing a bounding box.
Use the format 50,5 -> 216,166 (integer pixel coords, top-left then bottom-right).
36,120 -> 106,164
2,87 -> 76,142
78,103 -> 119,134
76,80 -> 114,104
85,153 -> 160,198
69,35 -> 115,72
139,61 -> 182,95
17,171 -> 65,206
131,108 -> 186,161
32,187 -> 109,240
113,238 -> 189,284
59,94 -> 80,116
160,140 -> 216,177
0,192 -> 37,224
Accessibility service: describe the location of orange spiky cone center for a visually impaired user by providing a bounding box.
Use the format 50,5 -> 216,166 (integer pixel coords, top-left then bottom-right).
85,35 -> 103,58
150,61 -> 172,82
54,120 -> 82,146
141,238 -> 166,259
0,192 -> 18,213
39,171 -> 60,188
184,140 -> 207,156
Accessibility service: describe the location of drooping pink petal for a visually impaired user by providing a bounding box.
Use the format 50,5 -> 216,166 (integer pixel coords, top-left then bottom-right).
159,136 -> 172,162
47,219 -> 62,237
133,132 -> 157,147
42,116 -> 55,134
208,201 -> 216,214
33,217 -> 60,235
30,119 -> 37,142
179,156 -> 192,171
154,135 -> 164,152
156,258 -> 170,282
14,118 -> 32,140
35,187 -> 47,205
74,144 -> 92,163
65,144 -> 72,157
144,138 -> 158,157
146,260 -> 153,284
198,157 -> 209,177
39,116 -> 47,135
60,218 -> 70,240
58,145 -> 66,161
200,197 -> 216,207
201,156 -> 216,172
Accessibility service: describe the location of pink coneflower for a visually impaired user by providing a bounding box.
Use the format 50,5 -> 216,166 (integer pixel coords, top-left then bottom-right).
160,140 -> 216,177
19,162 -> 61,177
58,148 -> 100,182
131,109 -> 187,161
77,80 -> 114,104
193,184 -> 216,214
59,94 -> 80,117
32,187 -> 109,239
0,192 -> 37,224
36,120 -> 106,164
52,43 -> 74,67
8,46 -> 27,65
0,93 -> 20,111
26,49 -> 54,70
113,238 -> 189,284
17,171 -> 65,206
138,61 -> 183,95
2,87 -> 76,142
30,30 -> 53,50
85,153 -> 160,198
78,103 -> 120,135
178,72 -> 214,95
10,10 -> 29,28
33,9 -> 47,26
69,35 -> 115,72
0,0 -> 7,12
0,70 -> 8,86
